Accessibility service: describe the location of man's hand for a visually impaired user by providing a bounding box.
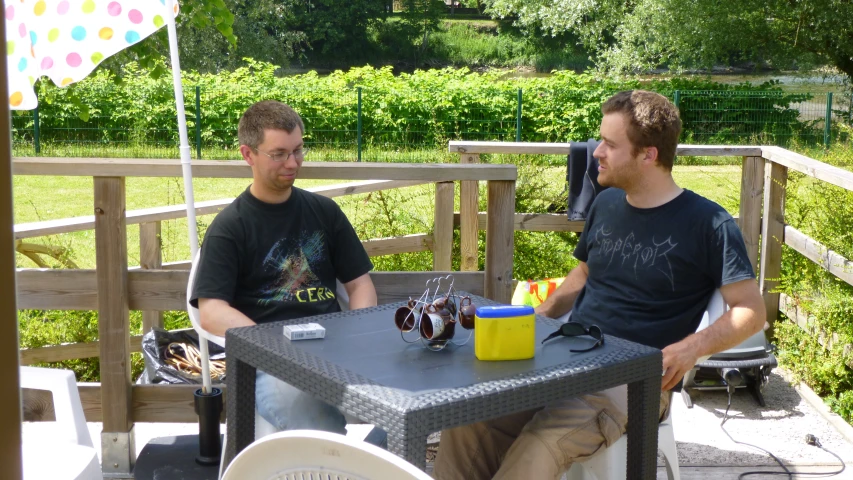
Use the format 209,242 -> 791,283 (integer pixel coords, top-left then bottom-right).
198,298 -> 256,337
661,340 -> 700,391
660,278 -> 765,391
534,262 -> 589,319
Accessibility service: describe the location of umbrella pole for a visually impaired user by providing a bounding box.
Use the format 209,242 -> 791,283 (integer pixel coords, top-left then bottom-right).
166,0 -> 222,466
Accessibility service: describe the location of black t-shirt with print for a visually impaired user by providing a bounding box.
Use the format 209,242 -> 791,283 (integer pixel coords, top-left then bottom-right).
572,188 -> 755,351
190,186 -> 373,325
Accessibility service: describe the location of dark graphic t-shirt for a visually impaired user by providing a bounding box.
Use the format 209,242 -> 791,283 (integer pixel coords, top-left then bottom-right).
190,187 -> 373,324
571,188 -> 755,350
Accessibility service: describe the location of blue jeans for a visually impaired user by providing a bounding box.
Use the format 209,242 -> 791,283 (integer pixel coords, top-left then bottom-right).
255,370 -> 387,447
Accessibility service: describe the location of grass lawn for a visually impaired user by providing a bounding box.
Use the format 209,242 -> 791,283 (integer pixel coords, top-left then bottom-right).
13,164 -> 744,270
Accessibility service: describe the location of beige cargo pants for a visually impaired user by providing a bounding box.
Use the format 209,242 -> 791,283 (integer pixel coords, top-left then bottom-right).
433,386 -> 671,480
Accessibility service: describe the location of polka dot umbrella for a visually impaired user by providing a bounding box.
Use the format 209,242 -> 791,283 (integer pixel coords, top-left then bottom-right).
4,0 -> 200,285
6,0 -> 207,389
5,0 -> 180,110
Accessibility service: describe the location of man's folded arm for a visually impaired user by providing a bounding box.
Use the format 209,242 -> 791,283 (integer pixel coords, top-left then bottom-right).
198,298 -> 257,337
661,278 -> 766,390
534,261 -> 589,319
343,273 -> 377,310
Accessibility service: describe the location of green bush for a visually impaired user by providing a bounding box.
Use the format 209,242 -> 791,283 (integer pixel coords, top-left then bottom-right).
774,140 -> 853,422
12,60 -> 822,159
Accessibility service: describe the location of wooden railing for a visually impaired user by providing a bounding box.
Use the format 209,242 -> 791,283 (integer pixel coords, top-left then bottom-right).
13,158 -> 517,476
16,178 -> 439,338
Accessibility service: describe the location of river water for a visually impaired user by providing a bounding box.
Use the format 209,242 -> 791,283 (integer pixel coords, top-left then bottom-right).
655,73 -> 848,93
503,70 -> 851,121
504,71 -> 848,93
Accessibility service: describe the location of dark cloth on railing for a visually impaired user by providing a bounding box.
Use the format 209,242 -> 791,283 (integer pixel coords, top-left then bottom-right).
567,139 -> 607,221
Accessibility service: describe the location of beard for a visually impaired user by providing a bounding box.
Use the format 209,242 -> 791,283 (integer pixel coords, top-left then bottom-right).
598,160 -> 640,191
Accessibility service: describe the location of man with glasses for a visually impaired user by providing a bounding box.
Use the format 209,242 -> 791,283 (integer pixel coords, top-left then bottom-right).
434,91 -> 766,479
190,100 -> 383,444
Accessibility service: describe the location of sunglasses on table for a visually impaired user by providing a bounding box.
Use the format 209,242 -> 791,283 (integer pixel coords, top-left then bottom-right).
541,321 -> 604,352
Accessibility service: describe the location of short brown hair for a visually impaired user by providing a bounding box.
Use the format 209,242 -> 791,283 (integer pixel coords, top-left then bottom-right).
601,90 -> 682,170
237,100 -> 305,149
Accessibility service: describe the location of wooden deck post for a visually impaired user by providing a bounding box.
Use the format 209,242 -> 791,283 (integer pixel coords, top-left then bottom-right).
759,161 -> 787,329
433,182 -> 454,271
739,156 -> 765,274
459,154 -> 480,271
140,221 -> 164,333
0,13 -> 23,475
485,180 -> 515,303
94,176 -> 135,476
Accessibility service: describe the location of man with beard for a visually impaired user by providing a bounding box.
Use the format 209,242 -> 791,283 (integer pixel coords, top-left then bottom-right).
433,90 -> 766,479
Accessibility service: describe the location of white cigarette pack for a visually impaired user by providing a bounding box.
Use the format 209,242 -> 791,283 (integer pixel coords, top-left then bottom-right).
283,323 -> 326,340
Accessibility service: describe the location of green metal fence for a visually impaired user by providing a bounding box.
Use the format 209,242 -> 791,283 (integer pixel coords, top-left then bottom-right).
672,90 -> 846,146
10,88 -> 853,162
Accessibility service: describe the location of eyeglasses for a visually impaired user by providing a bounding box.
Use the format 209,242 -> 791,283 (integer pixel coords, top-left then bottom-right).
254,147 -> 309,162
541,321 -> 604,352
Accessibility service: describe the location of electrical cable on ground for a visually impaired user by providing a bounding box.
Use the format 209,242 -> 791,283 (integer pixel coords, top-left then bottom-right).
718,387 -> 846,479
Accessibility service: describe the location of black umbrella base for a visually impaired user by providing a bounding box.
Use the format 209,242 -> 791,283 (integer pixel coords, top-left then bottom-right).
135,434 -> 222,480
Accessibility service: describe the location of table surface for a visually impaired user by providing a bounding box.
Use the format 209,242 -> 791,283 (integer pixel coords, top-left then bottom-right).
225,292 -> 662,476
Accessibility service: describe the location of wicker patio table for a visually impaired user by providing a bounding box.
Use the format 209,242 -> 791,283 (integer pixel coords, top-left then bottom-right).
224,293 -> 662,479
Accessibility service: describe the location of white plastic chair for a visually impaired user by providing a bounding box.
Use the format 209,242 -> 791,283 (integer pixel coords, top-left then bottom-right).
20,366 -> 101,480
563,289 -> 728,480
222,430 -> 432,480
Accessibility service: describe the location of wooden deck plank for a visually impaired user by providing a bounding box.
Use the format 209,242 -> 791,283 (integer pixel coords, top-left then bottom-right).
433,182 -> 454,270
13,158 -> 517,181
784,225 -> 853,288
459,153 -> 481,271
761,146 -> 853,193
23,383 -> 225,423
448,141 -> 762,157
739,156 -> 764,274
485,180 -> 515,302
759,161 -> 787,329
94,177 -> 133,434
14,179 -> 430,240
453,212 -> 586,232
424,464 -> 843,477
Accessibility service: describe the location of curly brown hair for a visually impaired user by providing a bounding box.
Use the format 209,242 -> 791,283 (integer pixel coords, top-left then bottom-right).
602,90 -> 682,171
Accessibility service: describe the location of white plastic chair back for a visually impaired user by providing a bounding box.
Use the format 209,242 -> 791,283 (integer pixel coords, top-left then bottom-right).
694,288 -> 728,364
222,430 -> 432,480
20,366 -> 101,480
187,250 -> 226,347
697,288 -> 727,332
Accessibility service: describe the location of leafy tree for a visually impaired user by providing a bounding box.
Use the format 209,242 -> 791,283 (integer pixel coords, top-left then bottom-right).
485,0 -> 853,81
400,0 -> 447,53
172,0 -> 308,73
101,0 -> 237,78
298,0 -> 389,58
171,0 -> 388,72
